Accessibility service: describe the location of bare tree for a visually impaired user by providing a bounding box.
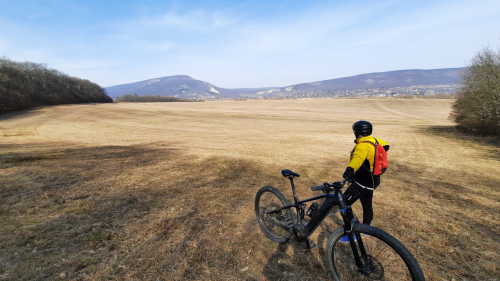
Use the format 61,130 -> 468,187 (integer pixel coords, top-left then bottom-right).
450,46 -> 500,135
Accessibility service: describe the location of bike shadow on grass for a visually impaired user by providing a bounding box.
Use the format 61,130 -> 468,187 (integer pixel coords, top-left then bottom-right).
261,207 -> 343,281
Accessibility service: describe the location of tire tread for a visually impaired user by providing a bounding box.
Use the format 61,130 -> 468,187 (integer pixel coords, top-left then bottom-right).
326,224 -> 425,281
254,185 -> 293,244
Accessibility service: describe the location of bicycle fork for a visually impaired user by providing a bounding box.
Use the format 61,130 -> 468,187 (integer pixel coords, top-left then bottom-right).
340,204 -> 369,274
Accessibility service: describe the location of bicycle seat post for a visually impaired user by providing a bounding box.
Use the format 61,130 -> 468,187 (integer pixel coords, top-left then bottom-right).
288,178 -> 300,203
281,169 -> 301,204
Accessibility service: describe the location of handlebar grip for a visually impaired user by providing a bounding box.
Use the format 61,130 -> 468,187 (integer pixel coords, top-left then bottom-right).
311,185 -> 326,191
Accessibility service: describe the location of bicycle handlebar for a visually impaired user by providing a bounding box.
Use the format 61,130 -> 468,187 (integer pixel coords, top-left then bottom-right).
310,178 -> 349,192
311,184 -> 328,191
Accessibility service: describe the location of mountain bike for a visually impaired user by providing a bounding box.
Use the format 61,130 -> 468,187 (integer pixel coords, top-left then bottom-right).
255,169 -> 425,281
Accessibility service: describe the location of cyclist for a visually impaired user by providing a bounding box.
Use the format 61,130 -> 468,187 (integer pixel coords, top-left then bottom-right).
340,120 -> 389,242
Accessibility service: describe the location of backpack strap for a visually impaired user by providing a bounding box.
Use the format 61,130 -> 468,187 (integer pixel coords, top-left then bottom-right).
358,138 -> 379,174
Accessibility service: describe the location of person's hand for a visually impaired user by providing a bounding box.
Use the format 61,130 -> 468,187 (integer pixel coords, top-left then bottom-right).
343,167 -> 355,184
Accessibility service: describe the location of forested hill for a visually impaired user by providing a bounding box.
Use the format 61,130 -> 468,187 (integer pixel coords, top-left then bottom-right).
0,57 -> 112,114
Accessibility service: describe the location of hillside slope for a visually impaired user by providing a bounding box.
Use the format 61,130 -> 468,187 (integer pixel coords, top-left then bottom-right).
105,75 -> 233,99
283,68 -> 461,92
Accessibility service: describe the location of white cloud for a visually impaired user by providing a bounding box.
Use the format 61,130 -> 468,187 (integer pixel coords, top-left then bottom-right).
143,10 -> 233,30
216,3 -> 385,56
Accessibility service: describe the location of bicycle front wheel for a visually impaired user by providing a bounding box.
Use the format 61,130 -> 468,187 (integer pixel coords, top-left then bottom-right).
326,224 -> 425,281
254,185 -> 293,244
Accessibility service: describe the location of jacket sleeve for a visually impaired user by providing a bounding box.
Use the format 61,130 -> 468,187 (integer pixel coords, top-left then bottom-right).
376,137 -> 389,147
375,137 -> 390,152
347,143 -> 370,172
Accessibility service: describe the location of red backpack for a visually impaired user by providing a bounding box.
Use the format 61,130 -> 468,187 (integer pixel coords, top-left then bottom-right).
356,138 -> 388,176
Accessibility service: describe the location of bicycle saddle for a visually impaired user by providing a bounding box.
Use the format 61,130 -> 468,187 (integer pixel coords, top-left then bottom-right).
281,169 -> 300,178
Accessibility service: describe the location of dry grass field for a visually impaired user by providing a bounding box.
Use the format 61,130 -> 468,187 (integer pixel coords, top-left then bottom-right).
1,99 -> 499,280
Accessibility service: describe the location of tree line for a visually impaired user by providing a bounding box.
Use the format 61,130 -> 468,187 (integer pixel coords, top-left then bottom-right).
115,93 -> 200,102
0,56 -> 112,114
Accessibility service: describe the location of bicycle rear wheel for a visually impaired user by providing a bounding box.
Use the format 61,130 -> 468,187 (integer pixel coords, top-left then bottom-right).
326,224 -> 425,281
255,185 -> 293,243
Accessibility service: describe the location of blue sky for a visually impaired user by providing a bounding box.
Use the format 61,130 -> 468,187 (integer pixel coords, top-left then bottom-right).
1,0 -> 499,88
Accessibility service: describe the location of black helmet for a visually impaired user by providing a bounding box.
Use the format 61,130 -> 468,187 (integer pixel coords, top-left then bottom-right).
352,120 -> 372,137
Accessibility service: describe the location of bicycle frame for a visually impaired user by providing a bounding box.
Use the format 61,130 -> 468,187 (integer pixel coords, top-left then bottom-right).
267,176 -> 368,272
270,177 -> 356,239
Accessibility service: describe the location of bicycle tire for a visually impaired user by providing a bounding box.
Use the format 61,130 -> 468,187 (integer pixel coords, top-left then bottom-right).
326,223 -> 425,281
254,185 -> 294,244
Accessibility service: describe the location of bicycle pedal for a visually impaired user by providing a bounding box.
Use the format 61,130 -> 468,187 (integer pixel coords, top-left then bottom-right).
285,217 -> 294,228
307,239 -> 317,250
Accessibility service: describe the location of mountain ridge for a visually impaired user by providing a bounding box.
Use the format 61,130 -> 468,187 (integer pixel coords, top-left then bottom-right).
104,68 -> 463,99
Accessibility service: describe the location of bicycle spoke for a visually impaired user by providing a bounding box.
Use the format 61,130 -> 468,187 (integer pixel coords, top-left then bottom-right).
331,231 -> 414,281
255,187 -> 293,243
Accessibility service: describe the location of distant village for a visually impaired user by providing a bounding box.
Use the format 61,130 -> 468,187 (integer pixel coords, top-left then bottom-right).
192,85 -> 457,101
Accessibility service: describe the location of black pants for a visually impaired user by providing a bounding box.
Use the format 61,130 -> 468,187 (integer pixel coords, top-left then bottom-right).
343,181 -> 378,225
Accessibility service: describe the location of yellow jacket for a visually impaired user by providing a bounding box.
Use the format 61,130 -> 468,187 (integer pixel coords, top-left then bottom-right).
348,136 -> 389,173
